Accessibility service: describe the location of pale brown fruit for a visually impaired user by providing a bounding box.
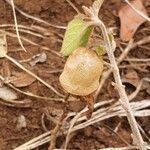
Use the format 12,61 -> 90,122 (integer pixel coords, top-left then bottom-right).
59,47 -> 103,96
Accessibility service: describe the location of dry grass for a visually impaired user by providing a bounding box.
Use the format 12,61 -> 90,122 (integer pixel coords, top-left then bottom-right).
0,0 -> 149,150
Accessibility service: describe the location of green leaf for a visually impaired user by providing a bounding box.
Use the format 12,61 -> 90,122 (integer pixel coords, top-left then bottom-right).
0,33 -> 7,58
94,33 -> 116,55
60,16 -> 93,56
95,45 -> 106,55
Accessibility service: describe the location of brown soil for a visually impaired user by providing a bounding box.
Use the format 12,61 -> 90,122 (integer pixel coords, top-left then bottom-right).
0,0 -> 149,150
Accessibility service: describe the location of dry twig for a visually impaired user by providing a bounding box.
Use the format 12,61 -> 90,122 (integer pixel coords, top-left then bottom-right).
66,0 -> 80,13
0,29 -> 61,56
10,0 -> 27,52
5,55 -> 64,98
48,94 -> 70,150
87,6 -> 146,150
14,99 -> 150,150
0,74 -> 65,102
5,0 -> 66,29
95,36 -> 150,99
99,145 -> 150,150
48,111 -> 67,150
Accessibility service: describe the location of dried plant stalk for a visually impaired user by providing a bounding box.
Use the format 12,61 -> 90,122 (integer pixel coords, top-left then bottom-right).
91,12 -> 146,150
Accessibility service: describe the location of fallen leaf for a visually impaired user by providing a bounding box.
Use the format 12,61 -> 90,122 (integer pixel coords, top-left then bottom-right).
122,69 -> 140,87
29,52 -> 47,66
119,0 -> 148,41
0,86 -> 17,100
10,71 -> 36,87
16,115 -> 27,131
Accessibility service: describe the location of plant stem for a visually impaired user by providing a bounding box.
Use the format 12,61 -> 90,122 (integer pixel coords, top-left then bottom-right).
92,16 -> 146,150
48,93 -> 70,150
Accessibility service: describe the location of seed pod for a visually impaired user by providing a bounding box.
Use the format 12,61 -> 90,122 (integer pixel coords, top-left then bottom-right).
59,47 -> 103,96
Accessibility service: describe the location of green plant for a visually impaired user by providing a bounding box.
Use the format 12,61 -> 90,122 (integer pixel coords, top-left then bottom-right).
59,0 -> 146,150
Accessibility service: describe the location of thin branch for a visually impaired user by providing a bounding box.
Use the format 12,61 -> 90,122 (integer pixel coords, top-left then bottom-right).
48,93 -> 70,150
0,24 -> 47,33
7,28 -> 46,38
72,100 -> 150,131
95,36 -> 150,99
124,58 -> 150,62
64,107 -> 86,149
48,111 -> 67,150
128,78 -> 150,101
5,0 -> 66,29
14,99 -> 150,150
119,63 -> 150,69
66,0 -> 80,14
137,123 -> 150,143
0,29 -> 61,56
5,55 -> 64,98
95,123 -> 131,147
10,0 -> 27,52
0,75 -> 65,102
91,11 -> 146,150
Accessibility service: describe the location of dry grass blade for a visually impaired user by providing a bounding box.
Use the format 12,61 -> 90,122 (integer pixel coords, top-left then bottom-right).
14,99 -> 150,150
5,0 -> 66,29
96,123 -> 131,146
99,145 -> 150,150
64,107 -> 86,149
0,75 -> 64,102
14,132 -> 51,150
0,29 -> 61,57
0,24 -> 37,31
125,58 -> 150,62
72,100 -> 150,132
128,78 -> 150,100
95,36 -> 150,100
137,123 -> 150,142
14,100 -> 112,150
8,28 -> 47,38
86,8 -> 146,148
119,63 -> 150,69
66,0 -> 80,13
1,31 -> 63,97
5,55 -> 64,98
131,110 -> 150,117
0,24 -> 51,36
48,111 -> 67,150
10,0 -> 27,52
0,97 -> 31,108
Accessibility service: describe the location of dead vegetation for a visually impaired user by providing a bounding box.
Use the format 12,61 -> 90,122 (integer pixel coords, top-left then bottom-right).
0,0 -> 150,150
